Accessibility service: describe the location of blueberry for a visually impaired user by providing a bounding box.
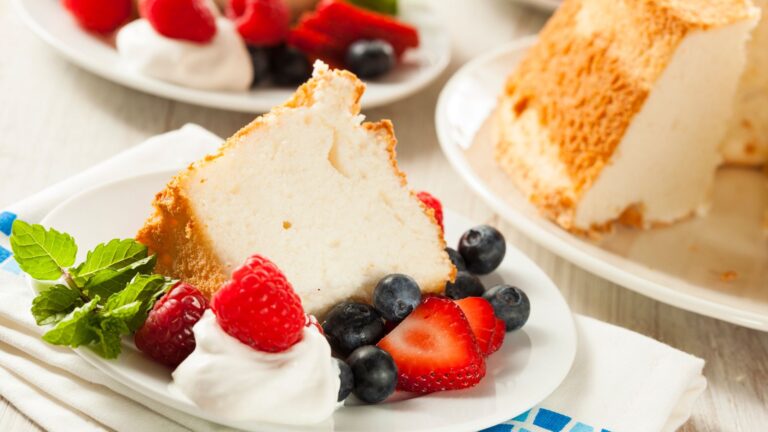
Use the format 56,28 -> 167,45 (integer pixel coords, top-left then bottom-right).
482,285 -> 530,331
270,45 -> 311,86
458,225 -> 506,275
336,358 -> 354,402
322,302 -> 385,356
247,46 -> 271,86
444,271 -> 485,300
347,346 -> 398,404
372,274 -> 421,322
345,39 -> 395,79
445,247 -> 467,272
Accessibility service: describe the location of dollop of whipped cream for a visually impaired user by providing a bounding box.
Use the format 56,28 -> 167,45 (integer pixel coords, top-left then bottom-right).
116,18 -> 253,91
172,310 -> 340,425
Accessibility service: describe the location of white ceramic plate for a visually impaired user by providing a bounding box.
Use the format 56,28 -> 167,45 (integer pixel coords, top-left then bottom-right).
14,0 -> 450,112
37,170 -> 577,432
436,38 -> 768,331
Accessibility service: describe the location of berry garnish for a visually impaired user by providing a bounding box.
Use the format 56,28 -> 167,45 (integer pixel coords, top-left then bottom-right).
455,297 -> 497,356
487,318 -> 506,355
482,285 -> 530,331
270,45 -> 312,86
228,0 -> 290,46
372,274 -> 421,322
416,191 -> 443,232
322,302 -> 385,356
345,39 -> 395,79
458,225 -> 506,275
445,247 -> 467,272
247,46 -> 271,87
62,0 -> 132,34
139,0 -> 217,43
134,282 -> 207,367
347,345 -> 398,403
336,358 -> 355,402
444,271 -> 485,300
377,297 -> 486,393
211,255 -> 305,352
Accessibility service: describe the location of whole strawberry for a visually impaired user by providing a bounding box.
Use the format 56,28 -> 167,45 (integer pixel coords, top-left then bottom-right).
62,0 -> 132,34
134,282 -> 208,368
139,0 -> 217,43
228,0 -> 290,46
416,191 -> 444,232
211,255 -> 305,352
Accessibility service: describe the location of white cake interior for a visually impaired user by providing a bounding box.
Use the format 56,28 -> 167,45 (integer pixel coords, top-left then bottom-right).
574,20 -> 756,229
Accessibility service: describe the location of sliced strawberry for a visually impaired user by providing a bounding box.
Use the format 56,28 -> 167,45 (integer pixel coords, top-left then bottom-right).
487,318 -> 506,356
286,24 -> 346,63
377,297 -> 485,393
303,0 -> 419,58
455,297 -> 497,356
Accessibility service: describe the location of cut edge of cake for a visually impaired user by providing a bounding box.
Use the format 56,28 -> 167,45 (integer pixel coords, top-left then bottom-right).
136,62 -> 455,315
495,0 -> 760,235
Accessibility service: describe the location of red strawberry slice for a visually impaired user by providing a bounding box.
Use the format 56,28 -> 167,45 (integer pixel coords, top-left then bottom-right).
139,0 -> 217,43
487,318 -> 506,355
455,297 -> 497,356
287,23 -> 346,63
377,297 -> 486,393
229,0 -> 291,46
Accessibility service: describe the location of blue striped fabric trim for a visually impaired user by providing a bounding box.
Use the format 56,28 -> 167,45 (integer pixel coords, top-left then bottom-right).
482,407 -> 612,432
0,211 -> 17,236
0,245 -> 10,264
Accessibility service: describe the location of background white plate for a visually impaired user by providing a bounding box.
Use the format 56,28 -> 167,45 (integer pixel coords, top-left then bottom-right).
14,0 -> 450,112
39,170 -> 577,432
436,39 -> 768,331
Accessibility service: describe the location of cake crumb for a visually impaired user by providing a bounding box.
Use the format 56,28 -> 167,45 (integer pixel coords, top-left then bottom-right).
720,271 -> 738,282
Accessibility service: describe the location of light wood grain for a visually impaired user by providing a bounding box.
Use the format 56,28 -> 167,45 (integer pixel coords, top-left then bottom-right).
1,0 -> 766,430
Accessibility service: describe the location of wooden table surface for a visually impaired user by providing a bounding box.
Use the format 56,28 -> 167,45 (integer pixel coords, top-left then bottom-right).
1,0 -> 767,430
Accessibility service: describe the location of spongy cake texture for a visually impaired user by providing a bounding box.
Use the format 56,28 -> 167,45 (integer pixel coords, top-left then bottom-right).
137,62 -> 455,317
496,0 -> 758,232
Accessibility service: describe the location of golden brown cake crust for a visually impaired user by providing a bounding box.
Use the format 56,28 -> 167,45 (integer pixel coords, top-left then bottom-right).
137,65 -> 453,299
495,0 -> 758,232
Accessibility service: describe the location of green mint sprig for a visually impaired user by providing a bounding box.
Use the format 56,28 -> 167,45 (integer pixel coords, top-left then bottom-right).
10,220 -> 174,359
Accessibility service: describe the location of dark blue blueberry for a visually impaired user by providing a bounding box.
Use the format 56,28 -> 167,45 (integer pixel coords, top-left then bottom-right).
270,45 -> 311,86
458,225 -> 506,275
345,39 -> 395,79
372,274 -> 421,322
247,46 -> 271,86
322,302 -> 385,356
444,271 -> 485,300
445,247 -> 467,272
482,285 -> 530,331
336,358 -> 354,402
347,345 -> 398,404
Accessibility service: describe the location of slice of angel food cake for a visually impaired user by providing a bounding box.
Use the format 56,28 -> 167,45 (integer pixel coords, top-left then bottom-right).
136,62 -> 455,317
495,0 -> 760,234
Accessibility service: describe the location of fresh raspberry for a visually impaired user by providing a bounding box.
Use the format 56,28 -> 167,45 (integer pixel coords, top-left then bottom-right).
228,0 -> 290,46
62,0 -> 132,34
416,191 -> 444,232
211,255 -> 305,352
139,0 -> 217,43
134,282 -> 207,368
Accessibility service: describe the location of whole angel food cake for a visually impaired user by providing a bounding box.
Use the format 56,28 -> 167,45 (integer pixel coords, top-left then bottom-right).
495,0 -> 760,233
137,62 -> 454,316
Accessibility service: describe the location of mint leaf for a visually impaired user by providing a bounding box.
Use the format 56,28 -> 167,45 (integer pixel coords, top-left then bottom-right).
84,254 -> 157,302
89,317 -> 127,359
10,220 -> 77,280
73,239 -> 148,283
103,274 -> 169,331
42,298 -> 99,348
31,284 -> 83,325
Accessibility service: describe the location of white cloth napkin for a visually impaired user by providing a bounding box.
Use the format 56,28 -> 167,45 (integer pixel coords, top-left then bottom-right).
0,125 -> 706,432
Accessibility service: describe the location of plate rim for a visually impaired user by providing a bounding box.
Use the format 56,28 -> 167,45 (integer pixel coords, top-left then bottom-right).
37,169 -> 578,432
13,0 -> 451,112
435,38 -> 768,332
